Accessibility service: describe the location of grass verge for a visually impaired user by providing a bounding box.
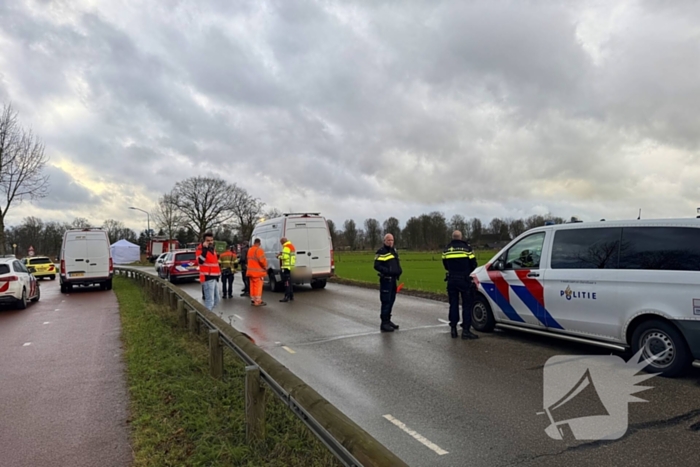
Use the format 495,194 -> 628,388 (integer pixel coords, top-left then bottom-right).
333,250 -> 496,295
114,276 -> 342,467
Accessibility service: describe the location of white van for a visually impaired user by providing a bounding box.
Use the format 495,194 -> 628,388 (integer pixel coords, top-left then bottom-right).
59,228 -> 114,293
471,218 -> 700,377
249,213 -> 334,291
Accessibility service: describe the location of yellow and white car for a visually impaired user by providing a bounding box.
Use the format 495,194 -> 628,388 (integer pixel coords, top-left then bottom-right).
22,256 -> 57,280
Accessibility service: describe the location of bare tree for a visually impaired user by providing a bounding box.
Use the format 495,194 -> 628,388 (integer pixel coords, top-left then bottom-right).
229,188 -> 265,241
102,219 -> 126,244
171,176 -> 237,239
326,219 -> 337,246
364,218 -> 381,250
71,217 -> 91,229
0,104 -> 50,253
153,191 -> 184,241
343,219 -> 357,250
263,207 -> 283,219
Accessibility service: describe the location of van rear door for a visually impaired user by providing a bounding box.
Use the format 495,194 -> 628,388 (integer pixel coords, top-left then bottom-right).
86,233 -> 109,277
285,223 -> 311,276
65,235 -> 88,278
306,223 -> 332,276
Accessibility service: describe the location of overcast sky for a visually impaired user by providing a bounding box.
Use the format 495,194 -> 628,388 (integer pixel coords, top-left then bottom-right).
1,0 -> 700,232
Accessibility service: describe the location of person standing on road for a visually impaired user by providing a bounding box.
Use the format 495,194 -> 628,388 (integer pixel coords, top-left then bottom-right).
196,232 -> 221,311
277,237 -> 296,302
246,238 -> 268,306
218,246 -> 237,299
238,240 -> 250,297
373,233 -> 402,332
442,230 -> 479,339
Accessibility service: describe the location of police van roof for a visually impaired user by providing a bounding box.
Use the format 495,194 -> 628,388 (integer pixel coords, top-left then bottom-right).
532,217 -> 700,232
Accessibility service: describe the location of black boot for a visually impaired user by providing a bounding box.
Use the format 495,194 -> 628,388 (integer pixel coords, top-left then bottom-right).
389,321 -> 399,329
462,329 -> 479,340
380,322 -> 395,332
451,326 -> 458,338
279,297 -> 289,302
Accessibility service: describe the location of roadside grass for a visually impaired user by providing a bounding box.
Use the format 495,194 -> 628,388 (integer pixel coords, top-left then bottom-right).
333,250 -> 497,294
114,276 -> 341,467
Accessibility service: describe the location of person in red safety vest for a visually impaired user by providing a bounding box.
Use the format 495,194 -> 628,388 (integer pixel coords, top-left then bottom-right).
196,232 -> 221,310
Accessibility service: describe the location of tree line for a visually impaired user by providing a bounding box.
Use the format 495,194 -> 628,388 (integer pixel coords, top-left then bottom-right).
326,212 -> 575,251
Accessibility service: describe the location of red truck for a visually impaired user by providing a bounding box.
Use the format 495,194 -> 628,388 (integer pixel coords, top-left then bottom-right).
146,238 -> 180,262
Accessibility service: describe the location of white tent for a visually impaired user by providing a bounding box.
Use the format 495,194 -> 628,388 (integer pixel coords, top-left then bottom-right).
110,239 -> 141,264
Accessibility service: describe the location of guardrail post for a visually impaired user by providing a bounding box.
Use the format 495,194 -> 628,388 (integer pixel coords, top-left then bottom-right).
209,330 -> 224,379
178,300 -> 186,328
245,365 -> 266,443
161,284 -> 168,305
169,290 -> 176,310
188,310 -> 197,333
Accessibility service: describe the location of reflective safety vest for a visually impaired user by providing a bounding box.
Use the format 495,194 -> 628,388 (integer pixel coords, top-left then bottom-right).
196,244 -> 221,282
219,250 -> 237,273
280,241 -> 296,270
246,245 -> 268,278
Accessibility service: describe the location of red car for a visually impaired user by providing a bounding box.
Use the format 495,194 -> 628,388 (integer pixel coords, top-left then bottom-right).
158,250 -> 199,283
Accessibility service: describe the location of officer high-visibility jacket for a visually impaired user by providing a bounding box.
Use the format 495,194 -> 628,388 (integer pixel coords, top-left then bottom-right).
246,244 -> 268,278
196,243 -> 221,283
373,245 -> 402,279
280,241 -> 296,270
219,250 -> 237,273
442,239 -> 478,278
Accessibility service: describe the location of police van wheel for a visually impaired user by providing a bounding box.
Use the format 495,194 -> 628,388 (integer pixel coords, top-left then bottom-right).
631,319 -> 691,377
471,295 -> 495,333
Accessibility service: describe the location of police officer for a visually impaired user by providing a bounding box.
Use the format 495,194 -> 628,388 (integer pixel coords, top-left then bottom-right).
238,241 -> 250,297
442,230 -> 479,339
277,237 -> 296,302
373,233 -> 402,332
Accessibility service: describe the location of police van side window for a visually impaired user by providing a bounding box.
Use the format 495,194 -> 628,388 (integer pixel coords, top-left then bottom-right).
504,233 -> 546,269
551,228 -> 622,269
619,227 -> 700,271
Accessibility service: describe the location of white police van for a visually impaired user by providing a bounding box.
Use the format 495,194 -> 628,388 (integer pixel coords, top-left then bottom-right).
250,213 -> 334,292
470,218 -> 700,377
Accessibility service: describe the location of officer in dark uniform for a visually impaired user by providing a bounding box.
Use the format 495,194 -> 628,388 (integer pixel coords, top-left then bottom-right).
238,241 -> 250,297
373,233 -> 402,332
442,230 -> 479,339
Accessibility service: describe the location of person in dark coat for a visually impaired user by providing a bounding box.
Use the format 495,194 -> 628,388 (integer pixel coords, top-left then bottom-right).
442,230 -> 479,339
373,233 -> 403,332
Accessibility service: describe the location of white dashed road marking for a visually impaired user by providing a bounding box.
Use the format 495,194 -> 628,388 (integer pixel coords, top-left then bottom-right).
43,322 -> 50,325
383,414 -> 449,456
282,346 -> 296,354
234,314 -> 244,321
438,319 -> 450,325
23,342 -> 32,347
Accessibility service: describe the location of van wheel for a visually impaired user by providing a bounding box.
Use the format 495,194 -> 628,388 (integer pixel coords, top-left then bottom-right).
471,295 -> 496,332
311,280 -> 326,289
106,279 -> 112,290
631,319 -> 691,377
17,288 -> 27,310
50,275 -> 56,280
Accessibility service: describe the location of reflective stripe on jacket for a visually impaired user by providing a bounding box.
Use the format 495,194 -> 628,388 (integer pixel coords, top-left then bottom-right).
219,251 -> 237,272
246,245 -> 268,278
196,244 -> 221,282
280,241 -> 296,270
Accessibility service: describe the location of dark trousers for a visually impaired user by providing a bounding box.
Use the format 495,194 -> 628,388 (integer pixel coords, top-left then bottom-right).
448,277 -> 473,329
380,278 -> 397,322
241,268 -> 249,293
221,271 -> 234,297
282,269 -> 294,299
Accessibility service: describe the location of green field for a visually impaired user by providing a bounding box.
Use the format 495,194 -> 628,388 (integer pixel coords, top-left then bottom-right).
334,250 -> 497,294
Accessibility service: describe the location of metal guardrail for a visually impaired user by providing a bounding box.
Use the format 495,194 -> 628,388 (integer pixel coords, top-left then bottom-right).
115,267 -> 408,467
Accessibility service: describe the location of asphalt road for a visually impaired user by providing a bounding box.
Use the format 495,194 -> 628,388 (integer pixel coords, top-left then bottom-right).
0,281 -> 132,467
140,268 -> 700,467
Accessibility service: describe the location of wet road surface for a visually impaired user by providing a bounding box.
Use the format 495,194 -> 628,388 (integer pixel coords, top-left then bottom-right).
0,281 -> 132,467
138,268 -> 700,467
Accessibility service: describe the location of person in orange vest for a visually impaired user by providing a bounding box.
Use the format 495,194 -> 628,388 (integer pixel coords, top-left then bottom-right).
196,232 -> 221,310
246,238 -> 268,306
218,245 -> 238,299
